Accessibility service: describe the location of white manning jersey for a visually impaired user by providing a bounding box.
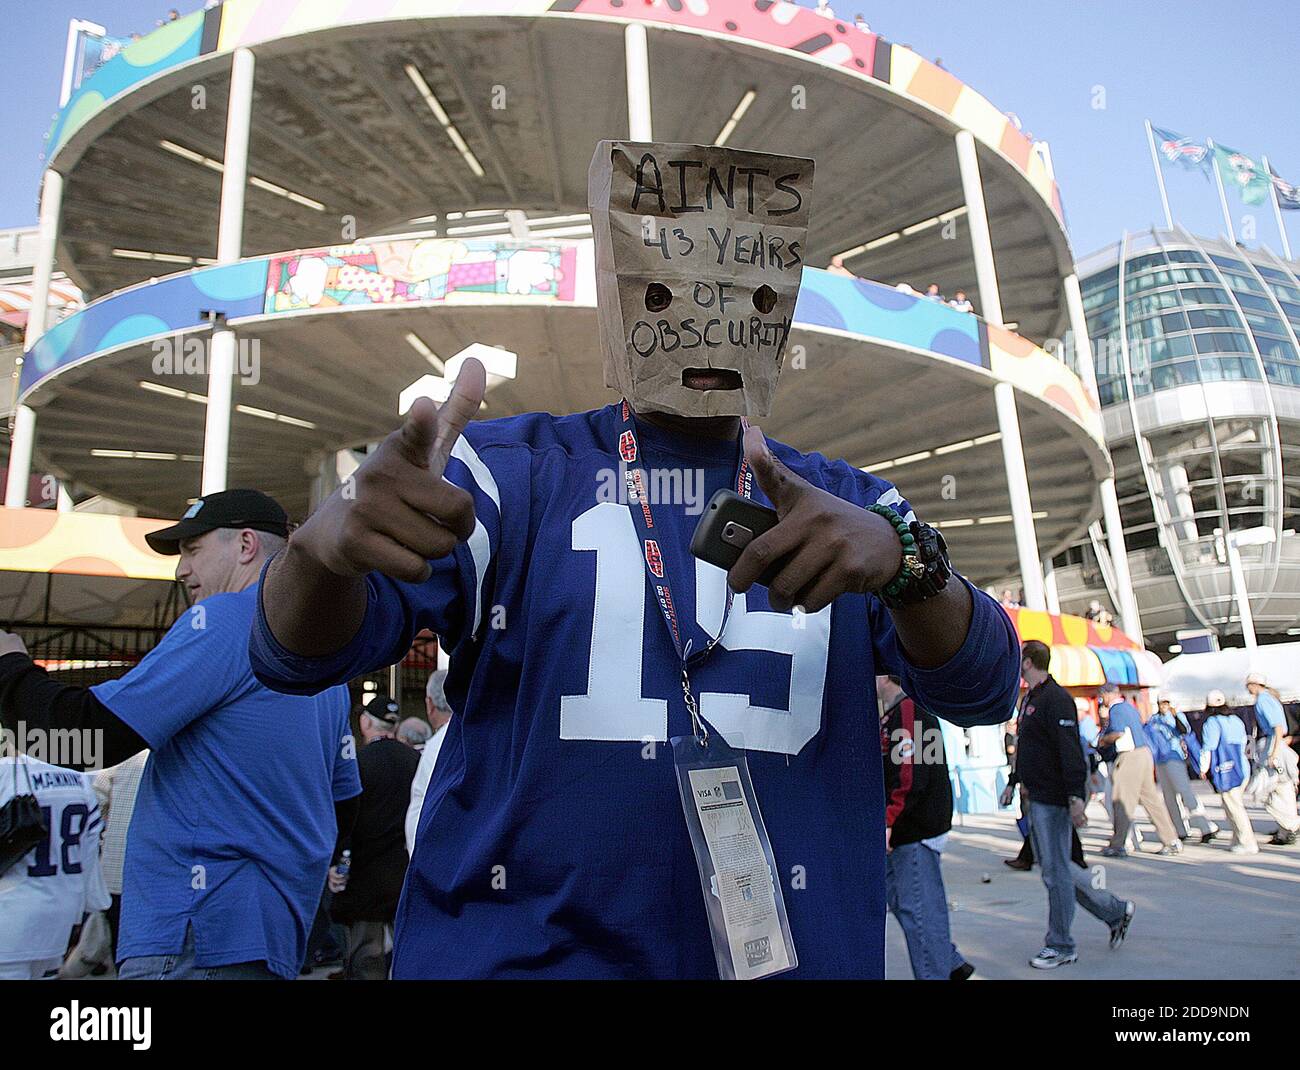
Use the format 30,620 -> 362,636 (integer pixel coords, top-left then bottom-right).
0,756 -> 110,964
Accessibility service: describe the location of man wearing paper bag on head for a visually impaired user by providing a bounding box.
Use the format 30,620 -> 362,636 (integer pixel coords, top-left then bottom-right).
252,140 -> 1020,979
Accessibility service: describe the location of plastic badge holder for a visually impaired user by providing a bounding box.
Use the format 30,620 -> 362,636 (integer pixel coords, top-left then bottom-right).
671,730 -> 797,980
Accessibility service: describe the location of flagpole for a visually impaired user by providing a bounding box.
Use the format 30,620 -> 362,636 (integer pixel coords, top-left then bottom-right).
1263,154 -> 1294,260
1208,138 -> 1237,245
1145,119 -> 1174,229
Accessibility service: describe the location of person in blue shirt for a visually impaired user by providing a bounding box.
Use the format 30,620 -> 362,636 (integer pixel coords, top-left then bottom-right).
1200,690 -> 1257,854
249,141 -> 1021,979
1246,672 -> 1299,846
1096,683 -> 1180,857
0,490 -> 361,979
1148,698 -> 1218,843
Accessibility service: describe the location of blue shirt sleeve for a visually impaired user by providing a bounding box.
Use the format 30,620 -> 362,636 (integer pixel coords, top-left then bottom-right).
249,558 -> 466,694
92,596 -> 250,750
869,579 -> 1020,728
1255,692 -> 1286,734
330,699 -> 362,802
250,433 -> 504,695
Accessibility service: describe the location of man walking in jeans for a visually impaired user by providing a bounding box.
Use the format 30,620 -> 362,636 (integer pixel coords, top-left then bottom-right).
1015,641 -> 1135,970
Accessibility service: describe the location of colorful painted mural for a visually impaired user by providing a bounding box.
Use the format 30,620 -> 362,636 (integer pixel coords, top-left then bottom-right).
20,242 -> 1103,463
47,1 -> 1062,224
264,239 -> 577,314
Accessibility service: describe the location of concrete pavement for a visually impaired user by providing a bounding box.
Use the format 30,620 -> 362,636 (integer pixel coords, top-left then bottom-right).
887,785 -> 1300,979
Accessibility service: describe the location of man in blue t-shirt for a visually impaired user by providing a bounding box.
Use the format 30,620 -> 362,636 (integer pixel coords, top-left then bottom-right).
1096,684 -> 1179,857
250,142 -> 1021,979
1246,672 -> 1299,845
0,490 -> 360,979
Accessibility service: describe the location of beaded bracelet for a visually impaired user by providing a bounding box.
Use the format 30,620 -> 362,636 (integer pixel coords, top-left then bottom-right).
867,503 -> 919,599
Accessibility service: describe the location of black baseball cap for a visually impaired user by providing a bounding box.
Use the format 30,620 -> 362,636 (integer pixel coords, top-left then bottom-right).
145,489 -> 290,555
359,694 -> 401,726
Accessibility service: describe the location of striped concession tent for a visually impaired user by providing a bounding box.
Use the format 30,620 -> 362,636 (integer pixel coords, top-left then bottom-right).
1003,606 -> 1165,689
0,276 -> 82,332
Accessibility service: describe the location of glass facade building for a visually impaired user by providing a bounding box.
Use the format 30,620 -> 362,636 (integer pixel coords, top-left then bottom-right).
1053,228 -> 1300,651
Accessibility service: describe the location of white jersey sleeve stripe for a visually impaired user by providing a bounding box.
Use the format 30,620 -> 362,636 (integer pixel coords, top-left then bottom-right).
448,436 -> 501,639
874,486 -> 917,525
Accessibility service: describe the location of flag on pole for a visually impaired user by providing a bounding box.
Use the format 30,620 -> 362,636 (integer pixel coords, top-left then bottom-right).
1151,125 -> 1210,172
1268,164 -> 1300,211
1213,143 -> 1271,205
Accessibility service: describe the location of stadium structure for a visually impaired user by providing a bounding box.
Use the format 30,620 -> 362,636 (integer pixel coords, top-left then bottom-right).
1052,229 -> 1300,653
2,0 -> 1131,684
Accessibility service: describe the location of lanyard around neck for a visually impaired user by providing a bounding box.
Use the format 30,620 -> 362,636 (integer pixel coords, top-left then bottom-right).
616,400 -> 752,744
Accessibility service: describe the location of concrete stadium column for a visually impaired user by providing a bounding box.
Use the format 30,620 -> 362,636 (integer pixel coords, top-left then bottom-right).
959,129 -> 1043,607
994,382 -> 1047,611
1043,560 -> 1061,615
625,24 -> 652,140
5,169 -> 64,507
954,130 -> 1003,327
1100,476 -> 1143,639
1064,272 -> 1144,640
201,47 -> 255,496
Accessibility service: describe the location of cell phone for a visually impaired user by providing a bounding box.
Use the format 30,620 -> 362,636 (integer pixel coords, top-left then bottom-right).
689,489 -> 782,586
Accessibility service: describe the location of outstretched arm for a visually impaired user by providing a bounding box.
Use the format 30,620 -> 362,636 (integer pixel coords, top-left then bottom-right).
261,360 -> 485,660
726,426 -> 1018,725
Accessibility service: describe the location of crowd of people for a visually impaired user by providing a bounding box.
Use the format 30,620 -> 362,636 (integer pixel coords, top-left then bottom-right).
879,643 -> 1297,975
0,490 -> 455,981
2,496 -> 1291,981
825,256 -> 977,315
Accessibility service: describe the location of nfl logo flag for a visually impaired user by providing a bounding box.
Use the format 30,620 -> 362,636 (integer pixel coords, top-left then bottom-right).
1152,125 -> 1210,172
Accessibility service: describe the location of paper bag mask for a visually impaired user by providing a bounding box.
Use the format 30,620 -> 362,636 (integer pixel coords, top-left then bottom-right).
589,141 -> 814,418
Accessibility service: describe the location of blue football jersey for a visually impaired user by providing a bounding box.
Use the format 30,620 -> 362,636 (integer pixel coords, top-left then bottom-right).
251,403 -> 1020,978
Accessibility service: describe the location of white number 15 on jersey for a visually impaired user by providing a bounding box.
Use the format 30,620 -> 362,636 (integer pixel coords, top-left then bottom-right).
560,503 -> 831,755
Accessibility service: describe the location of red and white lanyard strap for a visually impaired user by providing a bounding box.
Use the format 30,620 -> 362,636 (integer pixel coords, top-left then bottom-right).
617,399 -> 750,746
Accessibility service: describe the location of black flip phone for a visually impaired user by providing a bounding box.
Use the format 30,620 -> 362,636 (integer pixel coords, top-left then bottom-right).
689,489 -> 782,586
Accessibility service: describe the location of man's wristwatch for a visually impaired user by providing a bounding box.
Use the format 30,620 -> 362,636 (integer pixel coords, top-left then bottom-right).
867,504 -> 953,610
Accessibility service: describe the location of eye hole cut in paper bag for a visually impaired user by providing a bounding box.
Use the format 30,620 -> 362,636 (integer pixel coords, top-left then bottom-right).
588,141 -> 814,419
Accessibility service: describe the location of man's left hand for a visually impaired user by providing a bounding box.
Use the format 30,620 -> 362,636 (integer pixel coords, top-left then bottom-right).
0,630 -> 28,657
728,426 -> 905,614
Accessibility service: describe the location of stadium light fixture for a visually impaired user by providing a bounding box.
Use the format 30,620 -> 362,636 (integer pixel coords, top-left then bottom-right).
398,344 -> 516,415
865,431 -> 1000,471
1216,524 -> 1274,650
445,343 -> 517,386
527,225 -> 593,239
137,381 -> 317,429
446,221 -> 516,236
932,510 -> 1047,528
157,139 -> 325,211
714,89 -> 757,146
404,64 -> 486,178
112,248 -> 195,264
834,206 -> 969,264
404,333 -> 445,372
90,449 -> 202,462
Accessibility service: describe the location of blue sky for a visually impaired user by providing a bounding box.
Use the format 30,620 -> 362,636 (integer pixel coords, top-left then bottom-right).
2,0 -> 1296,259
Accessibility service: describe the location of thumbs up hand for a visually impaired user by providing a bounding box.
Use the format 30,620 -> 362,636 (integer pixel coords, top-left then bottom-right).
290,358 -> 487,584
726,424 -> 905,615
